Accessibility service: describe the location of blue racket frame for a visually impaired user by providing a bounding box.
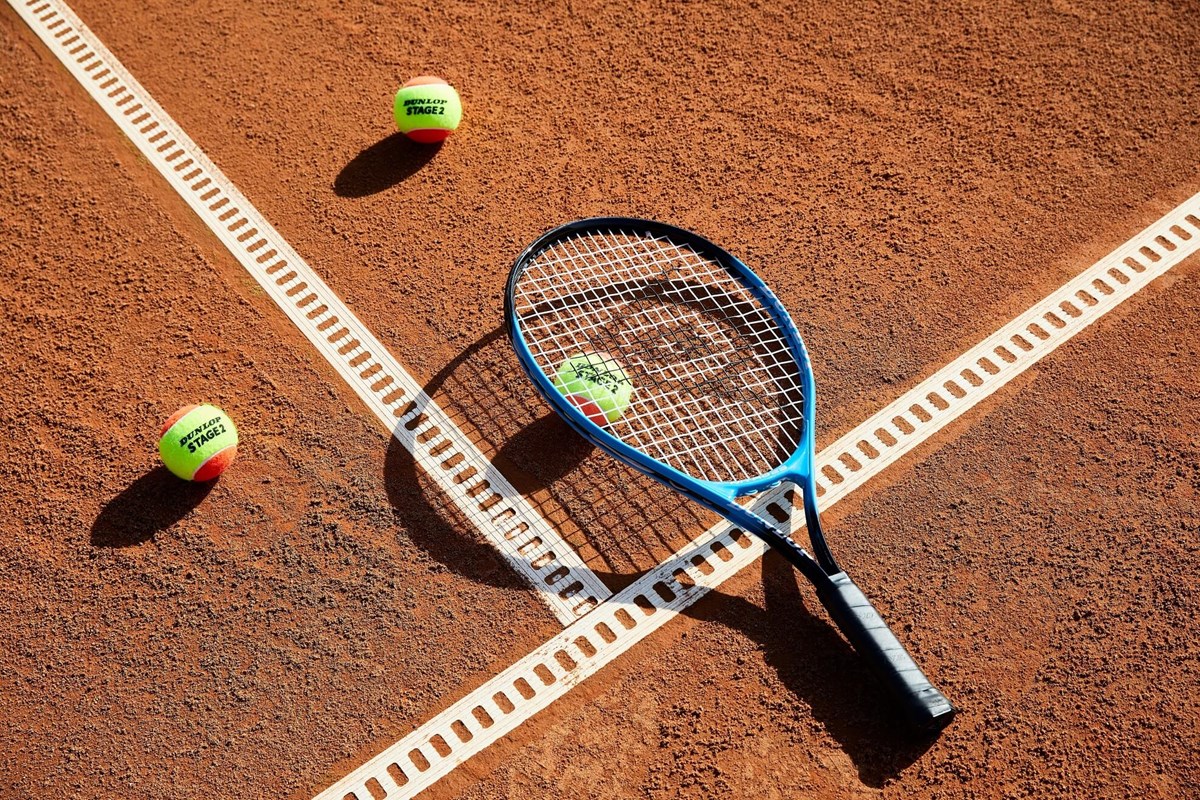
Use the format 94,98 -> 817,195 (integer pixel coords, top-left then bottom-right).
505,217 -> 955,732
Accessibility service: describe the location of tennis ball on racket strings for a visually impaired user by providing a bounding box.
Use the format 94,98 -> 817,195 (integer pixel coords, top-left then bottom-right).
393,76 -> 462,143
158,404 -> 239,481
553,353 -> 634,427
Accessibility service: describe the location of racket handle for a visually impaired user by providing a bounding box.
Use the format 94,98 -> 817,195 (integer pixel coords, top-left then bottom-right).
816,571 -> 956,732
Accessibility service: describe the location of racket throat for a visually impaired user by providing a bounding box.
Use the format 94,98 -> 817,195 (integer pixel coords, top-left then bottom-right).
729,510 -> 829,586
798,482 -> 841,575
764,527 -> 830,584
716,492 -> 830,584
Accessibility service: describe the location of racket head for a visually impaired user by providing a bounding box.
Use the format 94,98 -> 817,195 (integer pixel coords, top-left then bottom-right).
505,217 -> 817,507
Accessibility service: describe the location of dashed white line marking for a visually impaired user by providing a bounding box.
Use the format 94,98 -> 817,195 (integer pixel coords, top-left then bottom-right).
314,193 -> 1200,799
8,0 -> 613,624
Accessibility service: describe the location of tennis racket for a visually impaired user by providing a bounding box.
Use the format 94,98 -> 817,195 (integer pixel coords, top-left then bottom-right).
504,217 -> 955,732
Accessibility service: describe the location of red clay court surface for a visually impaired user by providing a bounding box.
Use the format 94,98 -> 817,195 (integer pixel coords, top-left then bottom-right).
2,0 -> 1199,798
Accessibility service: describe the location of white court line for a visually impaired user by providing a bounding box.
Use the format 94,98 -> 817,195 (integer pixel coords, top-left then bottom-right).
7,0 -> 612,624
315,197 -> 1200,800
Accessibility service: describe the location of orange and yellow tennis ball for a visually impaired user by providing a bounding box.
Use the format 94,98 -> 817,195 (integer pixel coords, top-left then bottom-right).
157,404 -> 239,481
393,76 -> 462,143
553,353 -> 635,427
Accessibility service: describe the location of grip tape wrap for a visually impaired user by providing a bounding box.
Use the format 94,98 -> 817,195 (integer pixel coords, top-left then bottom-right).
816,571 -> 956,732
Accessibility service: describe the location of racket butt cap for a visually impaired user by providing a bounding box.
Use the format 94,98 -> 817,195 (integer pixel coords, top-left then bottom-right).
909,688 -> 957,733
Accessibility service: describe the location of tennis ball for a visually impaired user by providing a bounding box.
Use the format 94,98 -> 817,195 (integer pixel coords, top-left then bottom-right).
393,76 -> 462,143
158,404 -> 239,481
553,353 -> 634,427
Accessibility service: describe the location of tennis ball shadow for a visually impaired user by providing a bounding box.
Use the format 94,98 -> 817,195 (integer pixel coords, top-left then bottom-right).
90,466 -> 215,547
334,133 -> 442,197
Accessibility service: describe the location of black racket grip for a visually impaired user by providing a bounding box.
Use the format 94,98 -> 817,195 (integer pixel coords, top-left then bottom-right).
816,571 -> 956,732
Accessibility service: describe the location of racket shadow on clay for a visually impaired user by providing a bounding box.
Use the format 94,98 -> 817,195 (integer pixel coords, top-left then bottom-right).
757,552 -> 939,783
660,548 -> 938,783
382,327 -> 940,776
382,326 -> 719,592
382,328 -> 585,593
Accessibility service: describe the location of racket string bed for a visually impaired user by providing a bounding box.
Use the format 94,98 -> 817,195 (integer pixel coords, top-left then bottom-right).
513,227 -> 806,484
